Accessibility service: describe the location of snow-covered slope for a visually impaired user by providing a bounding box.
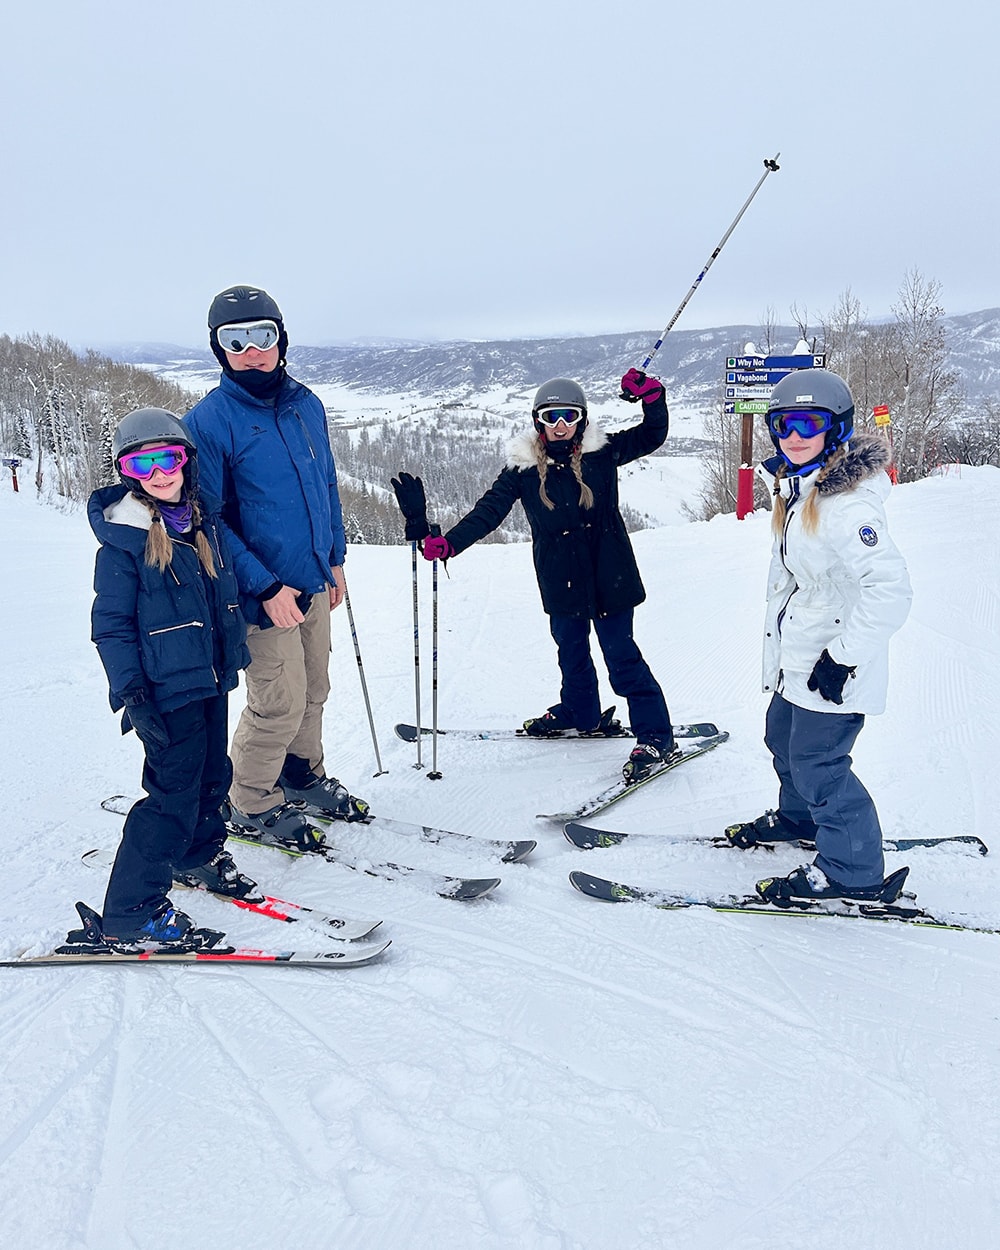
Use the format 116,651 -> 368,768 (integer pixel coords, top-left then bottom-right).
1,468 -> 998,1250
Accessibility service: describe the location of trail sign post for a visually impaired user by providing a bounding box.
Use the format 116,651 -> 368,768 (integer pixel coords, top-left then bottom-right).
728,355 -> 823,519
2,457 -> 21,493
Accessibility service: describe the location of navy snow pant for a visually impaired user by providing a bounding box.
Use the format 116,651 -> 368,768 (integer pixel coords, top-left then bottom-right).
102,694 -> 232,934
764,692 -> 885,888
548,609 -> 673,749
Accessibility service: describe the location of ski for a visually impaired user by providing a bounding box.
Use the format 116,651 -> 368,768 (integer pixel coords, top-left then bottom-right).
101,795 -> 534,865
568,871 -> 1000,935
1,902 -> 391,968
81,848 -> 383,941
294,806 -> 535,864
395,720 -> 720,743
225,827 -> 501,901
536,732 -> 730,822
563,822 -> 990,856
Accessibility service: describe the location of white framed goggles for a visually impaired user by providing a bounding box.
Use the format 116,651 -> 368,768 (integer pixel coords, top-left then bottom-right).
216,320 -> 280,354
536,406 -> 584,428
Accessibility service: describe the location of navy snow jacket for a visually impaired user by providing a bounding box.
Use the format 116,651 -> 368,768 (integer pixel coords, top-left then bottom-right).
89,485 -> 250,714
184,372 -> 346,627
445,393 -> 668,619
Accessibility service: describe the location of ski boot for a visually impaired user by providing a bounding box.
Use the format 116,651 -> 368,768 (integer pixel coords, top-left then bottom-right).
521,710 -> 572,738
622,740 -> 680,784
756,864 -> 911,909
279,755 -> 370,823
174,849 -> 264,902
101,901 -> 197,947
226,799 -> 326,851
59,901 -> 223,955
723,810 -> 815,850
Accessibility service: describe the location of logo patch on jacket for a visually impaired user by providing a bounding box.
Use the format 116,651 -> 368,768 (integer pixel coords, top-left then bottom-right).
859,525 -> 878,547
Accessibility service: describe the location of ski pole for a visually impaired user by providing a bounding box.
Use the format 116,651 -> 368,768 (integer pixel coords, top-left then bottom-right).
427,525 -> 443,780
410,540 -> 423,770
342,580 -> 388,777
635,154 -> 781,375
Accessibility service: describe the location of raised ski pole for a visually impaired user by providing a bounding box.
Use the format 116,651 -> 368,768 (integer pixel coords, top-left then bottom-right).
410,540 -> 423,770
342,581 -> 388,777
631,154 -> 781,379
427,525 -> 443,780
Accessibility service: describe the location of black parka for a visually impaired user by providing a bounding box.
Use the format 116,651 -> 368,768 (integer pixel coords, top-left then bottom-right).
445,393 -> 668,619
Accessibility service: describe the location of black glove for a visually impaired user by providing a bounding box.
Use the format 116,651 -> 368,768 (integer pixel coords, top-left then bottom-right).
390,471 -> 431,541
807,649 -> 856,705
121,689 -> 170,752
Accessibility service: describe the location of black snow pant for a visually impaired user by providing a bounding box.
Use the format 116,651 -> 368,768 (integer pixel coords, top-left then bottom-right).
102,694 -> 232,935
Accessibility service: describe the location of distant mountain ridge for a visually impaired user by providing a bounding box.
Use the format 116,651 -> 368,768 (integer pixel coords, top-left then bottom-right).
101,308 -> 1000,406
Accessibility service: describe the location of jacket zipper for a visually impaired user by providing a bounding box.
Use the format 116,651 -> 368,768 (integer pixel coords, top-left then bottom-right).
148,621 -> 205,636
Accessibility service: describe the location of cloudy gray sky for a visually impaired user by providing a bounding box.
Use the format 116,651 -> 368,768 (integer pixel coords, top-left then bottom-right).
2,0 -> 997,350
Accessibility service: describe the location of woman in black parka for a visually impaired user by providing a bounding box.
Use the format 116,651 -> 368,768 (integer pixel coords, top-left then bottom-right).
88,408 -> 257,945
409,368 -> 677,782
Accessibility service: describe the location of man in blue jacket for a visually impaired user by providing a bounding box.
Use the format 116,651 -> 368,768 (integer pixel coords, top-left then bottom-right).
185,285 -> 368,847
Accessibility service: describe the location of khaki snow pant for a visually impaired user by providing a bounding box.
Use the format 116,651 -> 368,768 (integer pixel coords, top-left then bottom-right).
229,590 -> 332,814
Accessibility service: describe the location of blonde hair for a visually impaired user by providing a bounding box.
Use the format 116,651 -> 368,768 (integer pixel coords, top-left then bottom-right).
135,494 -> 218,578
770,447 -> 846,536
535,439 -> 594,512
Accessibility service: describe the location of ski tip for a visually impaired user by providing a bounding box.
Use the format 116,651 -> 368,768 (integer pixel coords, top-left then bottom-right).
393,724 -> 419,742
502,840 -> 537,863
438,877 -> 502,900
568,871 -> 612,898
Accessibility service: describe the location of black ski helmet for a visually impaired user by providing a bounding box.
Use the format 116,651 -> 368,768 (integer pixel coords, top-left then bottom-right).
112,408 -> 197,491
765,368 -> 855,464
531,377 -> 588,439
208,284 -> 288,366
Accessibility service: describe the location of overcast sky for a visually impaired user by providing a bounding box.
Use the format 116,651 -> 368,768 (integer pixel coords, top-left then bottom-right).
2,0 -> 997,351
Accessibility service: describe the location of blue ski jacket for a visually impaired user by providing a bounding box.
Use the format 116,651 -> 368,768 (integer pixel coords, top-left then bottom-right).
184,372 -> 347,627
89,485 -> 250,714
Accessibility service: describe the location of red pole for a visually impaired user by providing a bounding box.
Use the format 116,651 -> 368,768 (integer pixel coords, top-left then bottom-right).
736,412 -> 755,519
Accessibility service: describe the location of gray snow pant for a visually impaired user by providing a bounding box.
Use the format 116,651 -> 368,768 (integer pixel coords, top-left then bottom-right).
764,692 -> 885,888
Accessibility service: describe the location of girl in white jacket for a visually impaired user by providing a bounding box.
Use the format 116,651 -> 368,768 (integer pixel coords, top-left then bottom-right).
728,370 -> 912,907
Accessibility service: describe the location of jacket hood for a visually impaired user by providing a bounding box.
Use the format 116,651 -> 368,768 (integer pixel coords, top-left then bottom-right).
88,485 -> 152,553
760,433 -> 892,500
507,419 -> 609,470
88,484 -> 222,553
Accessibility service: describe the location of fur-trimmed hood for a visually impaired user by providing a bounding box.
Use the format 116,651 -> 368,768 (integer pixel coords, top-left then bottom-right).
759,433 -> 892,500
506,420 -> 610,470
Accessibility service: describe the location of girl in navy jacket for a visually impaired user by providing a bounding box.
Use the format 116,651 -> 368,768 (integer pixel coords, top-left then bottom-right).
88,408 -> 255,945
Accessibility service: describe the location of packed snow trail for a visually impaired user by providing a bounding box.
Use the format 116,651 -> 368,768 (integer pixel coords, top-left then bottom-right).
1,470 -> 999,1250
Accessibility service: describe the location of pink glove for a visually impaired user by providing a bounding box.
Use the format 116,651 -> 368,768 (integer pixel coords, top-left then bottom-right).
421,535 -> 453,561
620,368 -> 664,404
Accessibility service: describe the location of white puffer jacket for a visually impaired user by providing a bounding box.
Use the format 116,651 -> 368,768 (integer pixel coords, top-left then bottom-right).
757,434 -> 912,716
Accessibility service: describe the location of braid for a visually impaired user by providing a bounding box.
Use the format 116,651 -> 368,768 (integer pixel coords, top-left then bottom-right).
570,444 -> 594,510
140,500 -> 174,571
534,440 -> 556,511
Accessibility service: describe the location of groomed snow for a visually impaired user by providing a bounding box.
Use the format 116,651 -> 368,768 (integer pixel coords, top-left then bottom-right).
1,465 -> 998,1250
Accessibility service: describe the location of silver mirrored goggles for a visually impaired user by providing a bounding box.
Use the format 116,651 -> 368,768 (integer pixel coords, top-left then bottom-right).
216,320 -> 280,354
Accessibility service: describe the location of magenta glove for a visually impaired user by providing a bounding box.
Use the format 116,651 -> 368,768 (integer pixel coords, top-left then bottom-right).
421,535 -> 453,561
620,368 -> 664,404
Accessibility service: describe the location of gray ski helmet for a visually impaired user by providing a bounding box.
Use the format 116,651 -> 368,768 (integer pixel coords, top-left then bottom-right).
207,285 -> 283,330
112,408 -> 196,490
112,408 -> 195,461
765,368 -> 855,459
532,377 -> 588,439
532,377 -> 588,417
